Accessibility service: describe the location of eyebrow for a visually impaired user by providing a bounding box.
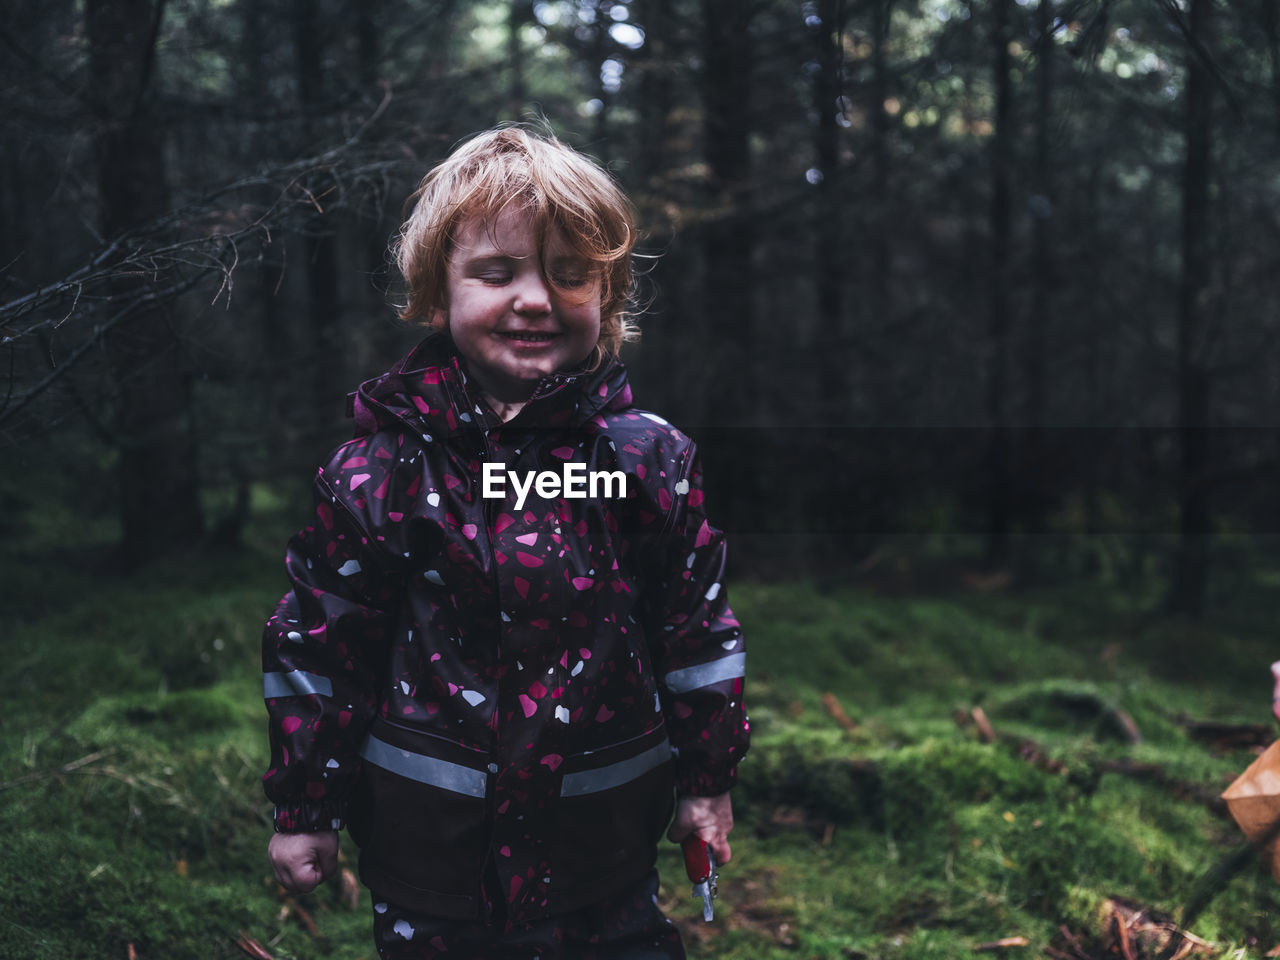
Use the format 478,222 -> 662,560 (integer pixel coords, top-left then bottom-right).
457,251 -> 593,270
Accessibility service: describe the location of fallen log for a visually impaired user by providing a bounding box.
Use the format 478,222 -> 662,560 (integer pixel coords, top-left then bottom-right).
954,707 -> 1230,818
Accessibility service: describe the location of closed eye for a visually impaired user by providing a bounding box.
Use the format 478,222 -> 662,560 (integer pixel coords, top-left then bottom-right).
464,257 -> 516,285
548,259 -> 598,290
550,271 -> 590,289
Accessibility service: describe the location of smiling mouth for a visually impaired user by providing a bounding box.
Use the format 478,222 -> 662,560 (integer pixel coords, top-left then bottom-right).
501,331 -> 557,342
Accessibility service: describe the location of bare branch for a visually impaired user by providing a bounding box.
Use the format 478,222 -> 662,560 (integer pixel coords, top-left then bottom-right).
0,276 -> 204,426
0,141 -> 412,343
0,86 -> 419,445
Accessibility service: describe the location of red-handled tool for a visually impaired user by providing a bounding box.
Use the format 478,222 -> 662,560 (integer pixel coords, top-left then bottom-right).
681,837 -> 718,922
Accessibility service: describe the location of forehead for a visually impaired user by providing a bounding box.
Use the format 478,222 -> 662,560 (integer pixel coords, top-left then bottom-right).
451,205 -> 581,260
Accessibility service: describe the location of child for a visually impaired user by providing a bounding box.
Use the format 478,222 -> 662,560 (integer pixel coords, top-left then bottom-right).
262,125 -> 749,959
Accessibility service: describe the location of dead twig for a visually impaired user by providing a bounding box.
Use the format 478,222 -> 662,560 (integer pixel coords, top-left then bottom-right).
1055,924 -> 1092,960
821,692 -> 858,735
972,706 -> 997,744
1115,911 -> 1137,960
233,932 -> 276,959
1112,707 -> 1143,745
0,277 -> 203,426
339,867 -> 361,909
284,898 -> 321,938
0,750 -> 109,792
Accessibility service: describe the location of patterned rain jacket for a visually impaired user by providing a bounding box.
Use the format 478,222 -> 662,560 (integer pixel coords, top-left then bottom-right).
262,334 -> 749,924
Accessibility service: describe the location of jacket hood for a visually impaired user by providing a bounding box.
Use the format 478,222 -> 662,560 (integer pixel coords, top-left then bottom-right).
348,333 -> 634,440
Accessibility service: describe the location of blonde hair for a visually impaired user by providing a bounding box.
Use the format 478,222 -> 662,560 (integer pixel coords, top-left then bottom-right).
394,125 -> 640,364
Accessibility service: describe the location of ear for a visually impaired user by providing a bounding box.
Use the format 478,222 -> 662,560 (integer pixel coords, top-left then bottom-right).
429,306 -> 448,331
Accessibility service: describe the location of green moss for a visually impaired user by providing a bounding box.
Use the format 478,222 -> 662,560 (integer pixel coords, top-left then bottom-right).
6,525 -> 1280,957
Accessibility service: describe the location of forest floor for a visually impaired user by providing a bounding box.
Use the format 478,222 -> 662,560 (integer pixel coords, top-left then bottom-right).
4,491 -> 1280,959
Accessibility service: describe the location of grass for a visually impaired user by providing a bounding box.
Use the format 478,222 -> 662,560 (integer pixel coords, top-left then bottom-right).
3,500 -> 1280,959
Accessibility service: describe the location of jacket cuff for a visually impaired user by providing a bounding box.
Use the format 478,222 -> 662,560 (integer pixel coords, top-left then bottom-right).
674,763 -> 738,798
273,800 -> 347,833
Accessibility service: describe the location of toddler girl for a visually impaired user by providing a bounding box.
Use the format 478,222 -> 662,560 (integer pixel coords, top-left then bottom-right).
262,125 -> 748,959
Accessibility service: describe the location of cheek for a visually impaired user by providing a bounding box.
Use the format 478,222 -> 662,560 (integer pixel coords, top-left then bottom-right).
574,316 -> 602,347
572,297 -> 602,332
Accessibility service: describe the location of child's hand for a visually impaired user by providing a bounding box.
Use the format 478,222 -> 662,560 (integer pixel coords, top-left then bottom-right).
268,830 -> 339,894
667,792 -> 734,866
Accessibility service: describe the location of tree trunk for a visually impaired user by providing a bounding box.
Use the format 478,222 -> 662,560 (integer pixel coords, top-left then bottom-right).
423,0 -> 462,99
236,0 -> 295,452
868,0 -> 893,331
814,0 -> 845,407
1024,0 -> 1055,540
631,0 -> 680,413
700,0 -> 753,427
985,0 -> 1014,566
356,0 -> 379,88
293,0 -> 344,429
590,0 -> 611,160
1082,159 -> 1104,574
1168,0 -> 1215,618
86,0 -> 205,564
697,0 -> 754,540
635,0 -> 674,194
1264,0 -> 1280,137
508,0 -> 530,118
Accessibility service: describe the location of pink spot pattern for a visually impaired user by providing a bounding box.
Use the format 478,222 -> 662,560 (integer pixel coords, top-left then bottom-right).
261,335 -> 748,921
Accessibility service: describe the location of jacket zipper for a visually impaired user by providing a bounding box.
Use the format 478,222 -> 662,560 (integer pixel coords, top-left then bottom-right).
479,423 -> 505,926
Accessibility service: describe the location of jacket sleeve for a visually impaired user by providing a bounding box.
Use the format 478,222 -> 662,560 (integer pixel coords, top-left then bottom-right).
645,445 -> 750,797
262,467 -> 400,833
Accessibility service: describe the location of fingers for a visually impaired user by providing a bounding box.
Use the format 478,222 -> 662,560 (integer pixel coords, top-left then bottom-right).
668,794 -> 735,866
704,831 -> 732,866
674,825 -> 732,866
268,831 -> 339,895
287,859 -> 322,894
277,860 -> 319,894
269,847 -> 317,894
271,853 -> 312,894
692,813 -> 733,866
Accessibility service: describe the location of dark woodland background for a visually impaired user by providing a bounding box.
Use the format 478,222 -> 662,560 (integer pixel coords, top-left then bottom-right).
10,4 -> 1280,958
3,0 -> 1280,611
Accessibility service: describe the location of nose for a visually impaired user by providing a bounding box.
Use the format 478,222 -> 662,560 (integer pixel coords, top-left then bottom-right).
512,269 -> 552,316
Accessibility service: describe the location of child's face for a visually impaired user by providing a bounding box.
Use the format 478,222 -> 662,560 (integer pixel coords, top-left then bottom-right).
440,207 -> 602,405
